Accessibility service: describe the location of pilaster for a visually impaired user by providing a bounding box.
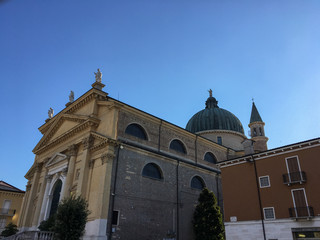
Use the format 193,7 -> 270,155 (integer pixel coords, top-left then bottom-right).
21,163 -> 42,227
62,144 -> 78,198
31,166 -> 47,227
96,148 -> 115,219
77,135 -> 94,197
38,175 -> 53,224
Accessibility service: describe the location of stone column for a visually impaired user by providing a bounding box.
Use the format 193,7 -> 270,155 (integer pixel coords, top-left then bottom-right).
77,135 -> 94,197
18,182 -> 31,228
98,150 -> 115,219
32,168 -> 48,228
62,144 -> 78,198
38,175 -> 53,224
21,163 -> 41,228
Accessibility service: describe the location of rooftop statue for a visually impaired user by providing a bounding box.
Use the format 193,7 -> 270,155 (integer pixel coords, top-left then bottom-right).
48,108 -> 54,119
69,91 -> 74,102
94,68 -> 102,83
208,89 -> 213,98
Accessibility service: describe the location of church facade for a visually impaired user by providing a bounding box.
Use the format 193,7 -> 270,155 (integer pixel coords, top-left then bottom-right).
18,72 -> 266,239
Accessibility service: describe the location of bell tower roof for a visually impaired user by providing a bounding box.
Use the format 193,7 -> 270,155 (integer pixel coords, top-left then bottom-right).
250,102 -> 263,123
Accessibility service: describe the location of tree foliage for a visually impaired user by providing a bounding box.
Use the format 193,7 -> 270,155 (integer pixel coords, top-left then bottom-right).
54,195 -> 90,240
38,215 -> 56,231
193,188 -> 225,240
1,222 -> 18,237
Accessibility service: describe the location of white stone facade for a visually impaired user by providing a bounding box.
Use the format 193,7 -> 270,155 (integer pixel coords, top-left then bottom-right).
225,217 -> 320,240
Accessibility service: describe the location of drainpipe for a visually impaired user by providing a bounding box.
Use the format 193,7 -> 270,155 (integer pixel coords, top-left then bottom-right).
251,155 -> 266,240
108,144 -> 121,240
176,160 -> 180,240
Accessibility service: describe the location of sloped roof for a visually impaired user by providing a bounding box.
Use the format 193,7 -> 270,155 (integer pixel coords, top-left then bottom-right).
0,180 -> 25,193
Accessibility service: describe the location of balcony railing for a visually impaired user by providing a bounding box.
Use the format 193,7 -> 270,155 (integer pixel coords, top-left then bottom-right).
289,206 -> 314,219
282,171 -> 306,185
0,208 -> 16,216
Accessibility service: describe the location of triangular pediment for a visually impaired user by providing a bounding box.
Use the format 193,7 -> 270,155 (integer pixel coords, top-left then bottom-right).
46,153 -> 68,167
33,113 -> 100,154
50,119 -> 79,140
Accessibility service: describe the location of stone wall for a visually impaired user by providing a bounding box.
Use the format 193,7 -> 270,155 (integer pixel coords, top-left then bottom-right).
111,146 -> 221,240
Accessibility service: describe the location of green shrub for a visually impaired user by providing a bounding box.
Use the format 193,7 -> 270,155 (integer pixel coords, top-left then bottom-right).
54,195 -> 90,240
38,215 -> 56,231
1,222 -> 18,237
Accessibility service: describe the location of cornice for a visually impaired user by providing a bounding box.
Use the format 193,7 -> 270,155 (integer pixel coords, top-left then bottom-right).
0,191 -> 25,196
34,118 -> 100,155
248,121 -> 265,127
89,132 -> 118,152
38,89 -> 107,134
197,129 -> 247,139
218,138 -> 320,168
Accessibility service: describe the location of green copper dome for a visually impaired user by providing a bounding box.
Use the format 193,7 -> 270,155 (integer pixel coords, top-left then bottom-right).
186,90 -> 244,134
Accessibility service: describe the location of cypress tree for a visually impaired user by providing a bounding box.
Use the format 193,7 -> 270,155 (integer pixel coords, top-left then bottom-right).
193,188 -> 225,240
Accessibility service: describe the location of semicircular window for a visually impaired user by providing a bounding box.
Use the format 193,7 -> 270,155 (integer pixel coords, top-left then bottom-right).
169,139 -> 186,154
125,123 -> 148,140
191,176 -> 205,190
142,163 -> 163,180
204,152 -> 217,164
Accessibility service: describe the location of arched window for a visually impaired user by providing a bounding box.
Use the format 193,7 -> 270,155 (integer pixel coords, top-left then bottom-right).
204,152 -> 217,164
142,163 -> 163,180
169,139 -> 186,154
253,128 -> 257,137
125,123 -> 148,140
191,176 -> 205,190
49,179 -> 62,217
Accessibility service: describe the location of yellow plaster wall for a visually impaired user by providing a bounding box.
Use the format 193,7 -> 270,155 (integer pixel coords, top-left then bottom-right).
96,106 -> 118,138
0,191 -> 25,227
50,120 -> 79,140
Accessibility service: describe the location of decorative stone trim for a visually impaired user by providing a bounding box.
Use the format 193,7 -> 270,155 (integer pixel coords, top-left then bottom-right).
26,182 -> 32,191
68,144 -> 78,156
45,175 -> 53,182
101,153 -> 115,165
89,132 -> 119,153
83,135 -> 94,149
197,129 -> 247,139
62,167 -> 68,176
36,162 -> 44,173
40,116 -> 99,149
39,116 -> 86,148
89,159 -> 95,169
65,92 -> 97,114
34,119 -> 100,154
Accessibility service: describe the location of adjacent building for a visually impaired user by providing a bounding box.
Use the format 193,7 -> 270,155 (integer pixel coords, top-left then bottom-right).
218,138 -> 320,240
0,181 -> 25,233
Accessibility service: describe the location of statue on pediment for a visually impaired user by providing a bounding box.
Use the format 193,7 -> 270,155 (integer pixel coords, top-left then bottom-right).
94,68 -> 102,83
48,108 -> 54,119
69,91 -> 74,102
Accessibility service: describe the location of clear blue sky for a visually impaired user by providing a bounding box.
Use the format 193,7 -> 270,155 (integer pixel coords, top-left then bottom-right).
1,0 -> 320,190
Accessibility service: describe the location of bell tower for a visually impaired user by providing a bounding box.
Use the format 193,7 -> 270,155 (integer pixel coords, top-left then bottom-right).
249,101 -> 268,152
